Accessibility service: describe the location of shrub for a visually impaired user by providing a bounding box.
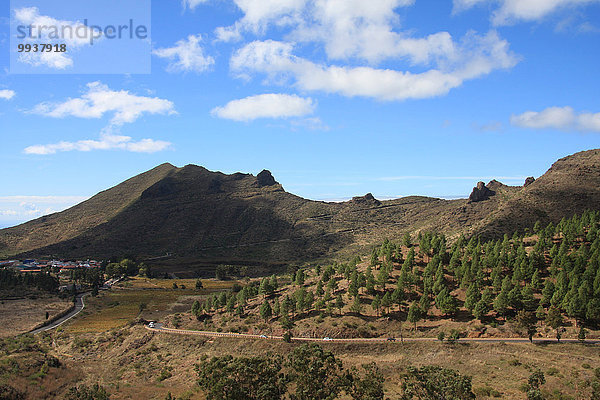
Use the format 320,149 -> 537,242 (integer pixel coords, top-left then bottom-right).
283,332 -> 292,343
474,385 -> 501,398
158,368 -> 173,382
400,365 -> 475,399
66,383 -> 110,400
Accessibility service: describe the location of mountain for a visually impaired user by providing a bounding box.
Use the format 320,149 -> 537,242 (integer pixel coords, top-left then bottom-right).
0,163 -> 176,258
2,149 -> 600,272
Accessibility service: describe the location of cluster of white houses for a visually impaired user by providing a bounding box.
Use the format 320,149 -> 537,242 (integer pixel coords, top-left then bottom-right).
0,259 -> 102,273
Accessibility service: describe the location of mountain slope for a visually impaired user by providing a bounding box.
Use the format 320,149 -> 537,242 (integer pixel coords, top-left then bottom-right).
1,150 -> 599,267
475,149 -> 600,238
0,163 -> 177,257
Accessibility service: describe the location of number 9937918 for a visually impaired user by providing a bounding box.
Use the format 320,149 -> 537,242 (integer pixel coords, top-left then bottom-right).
17,43 -> 67,53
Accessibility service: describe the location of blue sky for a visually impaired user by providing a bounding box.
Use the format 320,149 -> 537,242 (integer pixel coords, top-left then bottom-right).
0,0 -> 599,228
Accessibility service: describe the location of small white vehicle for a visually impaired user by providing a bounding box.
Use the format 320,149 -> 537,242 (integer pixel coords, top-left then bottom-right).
259,334 -> 268,338
149,322 -> 155,328
323,337 -> 333,341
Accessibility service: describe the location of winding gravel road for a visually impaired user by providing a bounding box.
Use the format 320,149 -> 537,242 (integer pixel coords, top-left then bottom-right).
145,323 -> 599,344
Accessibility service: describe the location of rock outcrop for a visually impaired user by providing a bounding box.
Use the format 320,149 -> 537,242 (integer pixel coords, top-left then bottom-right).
524,177 -> 535,187
469,181 -> 496,202
256,170 -> 277,187
351,193 -> 381,206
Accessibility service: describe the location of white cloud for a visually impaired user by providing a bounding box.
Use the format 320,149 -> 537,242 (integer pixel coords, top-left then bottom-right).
218,0 -> 308,38
24,132 -> 171,155
0,89 -> 16,100
231,32 -> 517,101
511,106 -> 600,132
290,117 -> 330,131
0,196 -> 90,203
153,35 -> 214,73
452,0 -> 600,25
211,93 -> 315,121
290,0 -> 453,64
218,0 -> 457,65
453,0 -> 489,13
377,175 -> 528,181
214,26 -> 243,42
31,81 -> 175,126
0,196 -> 89,227
182,0 -> 210,10
494,0 -> 600,25
13,7 -> 102,69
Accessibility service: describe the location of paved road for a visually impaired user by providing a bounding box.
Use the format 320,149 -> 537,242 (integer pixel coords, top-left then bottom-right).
30,292 -> 89,334
145,324 -> 599,344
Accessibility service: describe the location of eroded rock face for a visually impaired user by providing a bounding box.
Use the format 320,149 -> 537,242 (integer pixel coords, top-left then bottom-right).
524,177 -> 535,187
469,181 -> 496,202
256,170 -> 277,187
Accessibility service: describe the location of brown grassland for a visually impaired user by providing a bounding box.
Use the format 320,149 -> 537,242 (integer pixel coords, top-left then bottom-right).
0,296 -> 72,337
66,278 -> 238,334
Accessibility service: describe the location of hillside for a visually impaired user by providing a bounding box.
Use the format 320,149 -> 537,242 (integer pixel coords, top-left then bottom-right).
2,149 -> 600,270
476,149 -> 600,238
0,163 -> 177,257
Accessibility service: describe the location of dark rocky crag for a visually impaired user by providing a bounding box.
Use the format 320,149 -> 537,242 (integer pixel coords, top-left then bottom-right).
468,182 -> 496,203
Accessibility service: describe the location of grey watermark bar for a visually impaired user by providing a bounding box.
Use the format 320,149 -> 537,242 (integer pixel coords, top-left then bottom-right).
10,0 -> 151,74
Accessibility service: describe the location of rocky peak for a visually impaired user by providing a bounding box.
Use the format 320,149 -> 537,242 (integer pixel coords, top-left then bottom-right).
469,181 -> 496,203
256,170 -> 277,187
524,177 -> 535,187
351,193 -> 381,206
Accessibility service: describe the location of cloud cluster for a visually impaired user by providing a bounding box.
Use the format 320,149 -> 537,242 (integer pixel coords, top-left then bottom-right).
216,0 -> 463,65
211,93 -> 315,121
205,0 -> 518,104
31,82 -> 175,126
153,34 -> 215,73
230,32 -> 517,101
453,0 -> 600,25
26,82 -> 175,155
24,132 -> 171,155
511,106 -> 600,132
0,90 -> 16,100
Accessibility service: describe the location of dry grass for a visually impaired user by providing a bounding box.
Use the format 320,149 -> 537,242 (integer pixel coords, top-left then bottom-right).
0,296 -> 72,337
121,277 -> 239,291
66,278 -> 238,334
51,324 -> 600,400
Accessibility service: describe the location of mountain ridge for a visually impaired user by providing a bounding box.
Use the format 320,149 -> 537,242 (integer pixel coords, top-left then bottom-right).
2,149 -> 600,272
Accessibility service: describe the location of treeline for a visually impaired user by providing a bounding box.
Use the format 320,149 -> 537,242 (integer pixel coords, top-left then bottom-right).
0,268 -> 59,293
105,259 -> 151,279
196,342 -> 475,400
